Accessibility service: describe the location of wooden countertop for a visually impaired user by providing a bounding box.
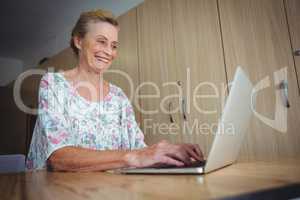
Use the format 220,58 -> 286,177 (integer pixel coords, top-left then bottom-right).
1,159 -> 300,200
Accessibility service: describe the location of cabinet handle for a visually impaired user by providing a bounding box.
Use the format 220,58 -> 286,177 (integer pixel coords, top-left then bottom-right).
168,102 -> 174,123
294,49 -> 300,56
176,80 -> 187,120
182,97 -> 187,121
278,80 -> 290,108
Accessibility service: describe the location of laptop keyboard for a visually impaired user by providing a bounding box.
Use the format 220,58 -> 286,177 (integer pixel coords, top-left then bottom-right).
154,160 -> 206,169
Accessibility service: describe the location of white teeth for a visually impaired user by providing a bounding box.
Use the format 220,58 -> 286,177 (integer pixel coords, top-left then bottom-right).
95,56 -> 109,63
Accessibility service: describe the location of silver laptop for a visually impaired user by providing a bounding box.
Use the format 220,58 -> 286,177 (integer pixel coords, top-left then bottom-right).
119,67 -> 254,174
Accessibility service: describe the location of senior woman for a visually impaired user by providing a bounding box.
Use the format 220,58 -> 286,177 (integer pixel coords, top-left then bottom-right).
26,9 -> 203,171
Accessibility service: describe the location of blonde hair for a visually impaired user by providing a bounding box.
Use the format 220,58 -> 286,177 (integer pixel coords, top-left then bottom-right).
70,9 -> 119,56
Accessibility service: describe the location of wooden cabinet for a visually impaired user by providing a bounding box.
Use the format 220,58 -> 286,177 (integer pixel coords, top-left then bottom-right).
219,0 -> 300,160
285,0 -> 300,94
132,0 -> 300,160
136,0 -> 228,153
171,0 -> 227,156
136,0 -> 182,144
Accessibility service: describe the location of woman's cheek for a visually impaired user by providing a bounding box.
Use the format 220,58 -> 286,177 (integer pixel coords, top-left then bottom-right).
88,54 -> 96,66
93,43 -> 102,51
112,51 -> 117,60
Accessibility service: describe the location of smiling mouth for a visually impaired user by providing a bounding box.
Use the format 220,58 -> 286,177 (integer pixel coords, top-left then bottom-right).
95,55 -> 110,63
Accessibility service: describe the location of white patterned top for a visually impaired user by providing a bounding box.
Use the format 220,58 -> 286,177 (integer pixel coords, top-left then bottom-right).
26,72 -> 146,170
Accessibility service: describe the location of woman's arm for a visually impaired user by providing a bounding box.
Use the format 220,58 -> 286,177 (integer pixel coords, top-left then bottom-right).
48,140 -> 203,172
47,147 -> 130,172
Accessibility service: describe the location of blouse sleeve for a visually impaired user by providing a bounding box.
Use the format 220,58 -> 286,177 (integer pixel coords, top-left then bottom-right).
120,91 -> 147,150
26,73 -> 74,170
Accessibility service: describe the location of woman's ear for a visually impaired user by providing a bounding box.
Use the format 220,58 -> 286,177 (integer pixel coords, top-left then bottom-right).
73,36 -> 82,50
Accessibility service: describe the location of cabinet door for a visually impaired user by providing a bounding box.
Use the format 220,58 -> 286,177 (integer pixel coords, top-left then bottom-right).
137,0 -> 183,144
104,9 -> 142,124
171,0 -> 227,156
285,0 -> 300,94
219,0 -> 300,160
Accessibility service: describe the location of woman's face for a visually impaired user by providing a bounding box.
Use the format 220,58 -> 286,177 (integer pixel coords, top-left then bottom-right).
74,21 -> 119,73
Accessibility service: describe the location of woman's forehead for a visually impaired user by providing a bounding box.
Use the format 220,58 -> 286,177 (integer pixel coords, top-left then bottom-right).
86,21 -> 118,41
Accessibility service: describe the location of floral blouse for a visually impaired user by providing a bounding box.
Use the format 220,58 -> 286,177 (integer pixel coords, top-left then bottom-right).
26,72 -> 146,170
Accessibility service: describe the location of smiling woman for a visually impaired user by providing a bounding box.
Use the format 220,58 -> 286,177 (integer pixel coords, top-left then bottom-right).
25,9 -> 203,172
70,9 -> 119,74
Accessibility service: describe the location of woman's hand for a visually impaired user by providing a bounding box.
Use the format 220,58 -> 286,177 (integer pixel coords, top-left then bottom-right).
124,140 -> 204,168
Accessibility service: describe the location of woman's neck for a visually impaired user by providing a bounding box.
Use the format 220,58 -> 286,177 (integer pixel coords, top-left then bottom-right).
75,65 -> 106,87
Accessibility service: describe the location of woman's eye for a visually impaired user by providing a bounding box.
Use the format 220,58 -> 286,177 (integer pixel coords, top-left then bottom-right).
112,45 -> 118,49
97,40 -> 106,45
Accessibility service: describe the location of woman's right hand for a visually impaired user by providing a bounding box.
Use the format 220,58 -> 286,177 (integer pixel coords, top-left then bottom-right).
124,140 -> 204,168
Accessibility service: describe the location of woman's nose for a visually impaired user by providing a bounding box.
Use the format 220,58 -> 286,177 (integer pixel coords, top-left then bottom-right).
103,46 -> 113,56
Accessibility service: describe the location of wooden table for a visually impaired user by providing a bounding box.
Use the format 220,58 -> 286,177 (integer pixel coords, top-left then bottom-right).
1,159 -> 300,200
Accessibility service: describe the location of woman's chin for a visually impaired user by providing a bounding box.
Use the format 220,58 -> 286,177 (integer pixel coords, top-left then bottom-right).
92,64 -> 110,73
